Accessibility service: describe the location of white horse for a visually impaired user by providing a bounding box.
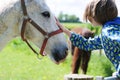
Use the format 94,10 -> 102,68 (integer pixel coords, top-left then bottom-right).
0,0 -> 68,64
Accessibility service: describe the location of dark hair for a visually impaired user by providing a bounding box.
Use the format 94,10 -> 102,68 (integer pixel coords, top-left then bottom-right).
83,0 -> 118,25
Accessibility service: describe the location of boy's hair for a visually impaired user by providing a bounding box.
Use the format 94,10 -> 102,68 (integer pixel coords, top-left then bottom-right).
83,0 -> 118,25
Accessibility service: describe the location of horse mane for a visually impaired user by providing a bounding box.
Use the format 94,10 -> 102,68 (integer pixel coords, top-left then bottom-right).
0,0 -> 20,35
0,0 -> 19,13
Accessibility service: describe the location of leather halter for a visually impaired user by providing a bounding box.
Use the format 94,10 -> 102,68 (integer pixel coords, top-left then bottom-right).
20,0 -> 63,56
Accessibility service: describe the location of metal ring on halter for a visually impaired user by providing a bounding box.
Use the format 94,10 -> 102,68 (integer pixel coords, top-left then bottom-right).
37,54 -> 42,60
44,34 -> 49,38
24,15 -> 29,19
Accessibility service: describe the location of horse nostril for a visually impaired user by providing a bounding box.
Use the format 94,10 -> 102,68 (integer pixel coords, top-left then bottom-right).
66,47 -> 68,51
65,47 -> 68,55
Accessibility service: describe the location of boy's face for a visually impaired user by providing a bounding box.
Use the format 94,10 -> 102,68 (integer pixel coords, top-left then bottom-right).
88,16 -> 101,26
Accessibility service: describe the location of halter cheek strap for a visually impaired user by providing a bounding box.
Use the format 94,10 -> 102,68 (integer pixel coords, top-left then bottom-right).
21,0 -> 63,56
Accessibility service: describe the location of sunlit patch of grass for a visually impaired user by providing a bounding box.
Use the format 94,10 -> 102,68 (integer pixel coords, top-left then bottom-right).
0,38 -> 72,80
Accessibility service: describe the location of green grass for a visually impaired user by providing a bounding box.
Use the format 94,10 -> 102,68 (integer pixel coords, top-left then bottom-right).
0,38 -> 115,80
0,23 -> 115,80
87,51 -> 115,77
62,22 -> 102,35
62,22 -> 92,30
0,38 -> 72,80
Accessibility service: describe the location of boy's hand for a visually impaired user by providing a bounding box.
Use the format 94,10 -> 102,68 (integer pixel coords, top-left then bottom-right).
55,17 -> 71,37
55,18 -> 65,32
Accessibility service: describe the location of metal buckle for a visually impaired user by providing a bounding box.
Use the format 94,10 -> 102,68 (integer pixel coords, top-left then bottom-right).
44,34 -> 49,38
37,54 -> 42,60
24,15 -> 29,19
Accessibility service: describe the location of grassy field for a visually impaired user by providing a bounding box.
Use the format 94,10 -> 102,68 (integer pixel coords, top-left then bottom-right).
62,22 -> 101,34
0,23 -> 115,80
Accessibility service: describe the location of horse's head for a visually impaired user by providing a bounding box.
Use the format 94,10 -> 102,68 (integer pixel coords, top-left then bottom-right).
22,0 -> 68,64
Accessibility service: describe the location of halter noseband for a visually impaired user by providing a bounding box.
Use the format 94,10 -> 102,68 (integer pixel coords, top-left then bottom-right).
20,0 -> 63,56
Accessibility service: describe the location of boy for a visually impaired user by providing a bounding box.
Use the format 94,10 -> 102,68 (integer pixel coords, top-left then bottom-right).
56,0 -> 120,80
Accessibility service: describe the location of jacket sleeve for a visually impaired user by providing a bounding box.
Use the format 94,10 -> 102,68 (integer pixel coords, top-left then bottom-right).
70,32 -> 103,51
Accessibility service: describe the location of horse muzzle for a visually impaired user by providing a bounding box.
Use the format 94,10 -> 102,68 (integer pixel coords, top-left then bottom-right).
50,45 -> 68,64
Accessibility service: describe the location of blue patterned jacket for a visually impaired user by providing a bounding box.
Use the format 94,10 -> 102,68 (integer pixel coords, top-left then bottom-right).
70,17 -> 120,77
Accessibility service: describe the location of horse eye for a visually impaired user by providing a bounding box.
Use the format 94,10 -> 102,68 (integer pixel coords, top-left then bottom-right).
41,11 -> 50,18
